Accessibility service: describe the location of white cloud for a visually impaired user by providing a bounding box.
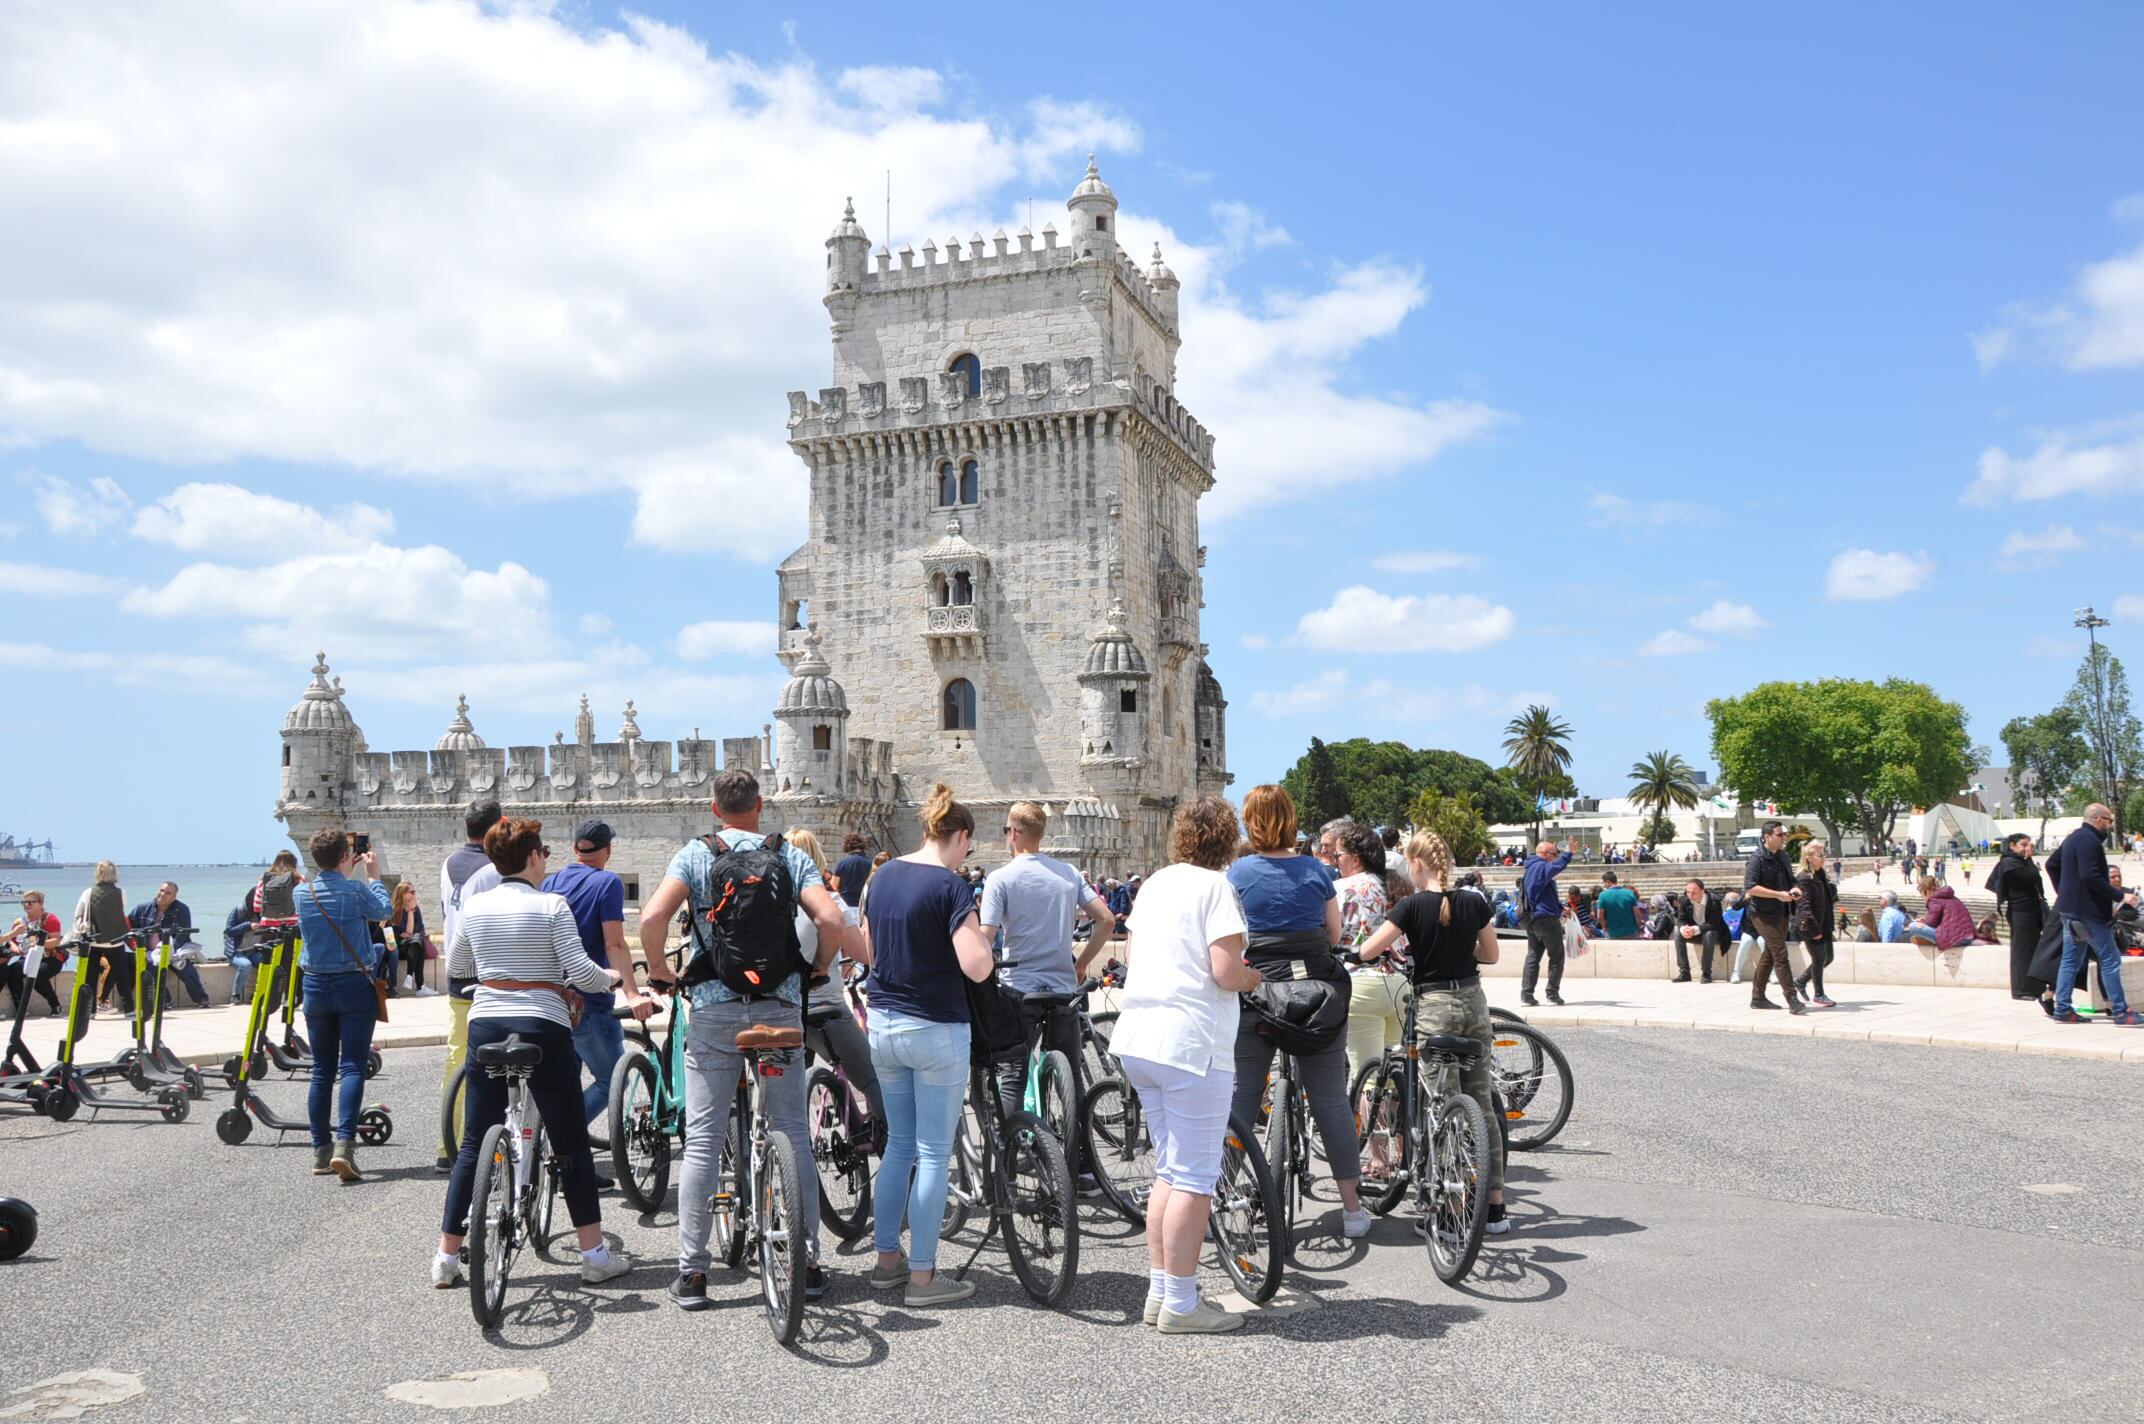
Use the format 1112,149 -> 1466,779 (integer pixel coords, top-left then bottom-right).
1589,492 -> 1712,531
131,482 -> 394,557
1639,629 -> 1712,657
2112,596 -> 2144,623
30,474 -> 131,535
122,543 -> 552,661
0,639 -> 273,694
0,561 -> 127,598
836,66 -> 944,112
1211,200 -> 1291,252
1369,549 -> 1481,574
1995,524 -> 2086,571
1295,585 -> 1515,653
1250,669 -> 1347,717
2026,633 -> 2077,660
1975,214 -> 2144,370
1238,632 -> 1270,650
1688,599 -> 1765,635
1825,548 -> 1934,602
675,620 -> 777,659
577,613 -> 613,637
1020,99 -> 1142,180
1966,423 -> 2144,506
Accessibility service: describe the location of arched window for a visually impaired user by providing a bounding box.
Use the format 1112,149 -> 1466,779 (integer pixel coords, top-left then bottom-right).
949,353 -> 981,396
930,572 -> 949,607
959,459 -> 979,504
937,463 -> 959,507
951,570 -> 973,606
942,678 -> 977,731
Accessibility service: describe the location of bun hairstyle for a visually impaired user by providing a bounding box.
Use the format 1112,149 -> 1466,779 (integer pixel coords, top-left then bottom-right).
1404,829 -> 1455,925
484,816 -> 546,877
919,782 -> 976,843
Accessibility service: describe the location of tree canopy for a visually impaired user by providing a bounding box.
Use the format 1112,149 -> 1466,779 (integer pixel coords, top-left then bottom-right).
2000,707 -> 2089,839
1277,737 -> 1533,831
1628,750 -> 1701,831
1407,788 -> 1495,864
1707,678 -> 1972,851
2063,643 -> 2143,837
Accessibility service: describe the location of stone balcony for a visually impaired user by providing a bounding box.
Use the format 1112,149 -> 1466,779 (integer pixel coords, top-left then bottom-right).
923,603 -> 984,656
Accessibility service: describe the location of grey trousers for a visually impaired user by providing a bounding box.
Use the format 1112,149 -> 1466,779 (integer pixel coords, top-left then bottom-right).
677,996 -> 819,1276
1230,1024 -> 1363,1182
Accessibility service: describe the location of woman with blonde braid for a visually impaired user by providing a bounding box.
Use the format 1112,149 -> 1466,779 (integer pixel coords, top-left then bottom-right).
1354,830 -> 1510,1237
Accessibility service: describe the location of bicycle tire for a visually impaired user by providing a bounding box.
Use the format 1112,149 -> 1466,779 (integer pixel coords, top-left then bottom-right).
609,1050 -> 669,1211
1349,1055 -> 1409,1216
439,1060 -> 469,1162
1210,1114 -> 1284,1304
944,1097 -> 991,1240
1000,1110 -> 1079,1306
466,1123 -> 514,1329
715,1091 -> 747,1269
1263,1074 -> 1299,1249
1422,1092 -> 1491,1286
1079,1075 -> 1153,1227
1489,1005 -> 1526,1025
759,1130 -> 807,1346
1081,1010 -> 1119,1085
807,1066 -> 871,1241
1035,1048 -> 1076,1150
1491,1020 -> 1573,1150
529,1125 -> 556,1258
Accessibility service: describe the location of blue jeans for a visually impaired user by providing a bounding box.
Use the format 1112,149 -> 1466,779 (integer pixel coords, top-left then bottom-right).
2057,915 -> 2130,1015
1905,925 -> 1940,945
868,1009 -> 970,1272
301,971 -> 378,1147
571,1006 -> 625,1126
227,952 -> 261,1004
166,961 -> 210,1007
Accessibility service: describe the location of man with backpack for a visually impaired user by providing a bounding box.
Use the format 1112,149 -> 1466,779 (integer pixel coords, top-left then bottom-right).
640,769 -> 850,1311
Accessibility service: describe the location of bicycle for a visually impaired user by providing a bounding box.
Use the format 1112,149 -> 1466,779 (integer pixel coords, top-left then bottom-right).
1258,1040 -> 1320,1255
705,1023 -> 809,1345
1009,989 -> 1081,1152
1348,997 -> 1495,1285
1487,1017 -> 1573,1150
464,1034 -> 566,1330
803,979 -> 872,1242
610,988 -> 690,1211
942,1057 -> 1080,1306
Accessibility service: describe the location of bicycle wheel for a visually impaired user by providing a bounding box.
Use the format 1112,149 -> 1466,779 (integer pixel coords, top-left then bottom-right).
1210,1114 -> 1283,1304
1421,1092 -> 1490,1286
1490,1020 -> 1573,1150
1035,1049 -> 1076,1150
943,1097 -> 991,1240
1080,1076 -> 1153,1227
715,1092 -> 748,1269
1350,1056 -> 1409,1216
1488,1005 -> 1526,1025
1081,1011 -> 1119,1085
1263,1080 -> 1298,1248
807,1066 -> 871,1241
466,1123 -> 515,1329
439,1061 -> 468,1161
1000,1110 -> 1079,1306
758,1131 -> 807,1346
527,1124 -> 556,1258
609,1050 -> 669,1211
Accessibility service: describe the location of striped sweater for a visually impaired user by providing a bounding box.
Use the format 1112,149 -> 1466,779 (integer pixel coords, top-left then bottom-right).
448,879 -> 614,1027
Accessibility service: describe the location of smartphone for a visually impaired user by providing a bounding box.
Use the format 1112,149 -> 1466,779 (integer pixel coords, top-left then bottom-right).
352,833 -> 372,856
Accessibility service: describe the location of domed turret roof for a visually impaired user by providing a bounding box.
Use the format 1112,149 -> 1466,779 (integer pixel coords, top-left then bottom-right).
434,694 -> 485,752
1082,602 -> 1150,678
828,196 -> 868,243
284,652 -> 359,734
1196,659 -> 1224,700
777,630 -> 849,714
1069,154 -> 1117,208
1148,242 -> 1178,286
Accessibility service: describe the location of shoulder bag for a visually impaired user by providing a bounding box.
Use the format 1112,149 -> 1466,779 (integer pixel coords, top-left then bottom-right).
306,881 -> 389,1023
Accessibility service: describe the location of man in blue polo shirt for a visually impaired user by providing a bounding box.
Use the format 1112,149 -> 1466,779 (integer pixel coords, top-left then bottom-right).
541,819 -> 648,1139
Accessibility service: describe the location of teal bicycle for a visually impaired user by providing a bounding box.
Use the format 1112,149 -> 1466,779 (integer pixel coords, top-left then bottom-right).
610,987 -> 690,1211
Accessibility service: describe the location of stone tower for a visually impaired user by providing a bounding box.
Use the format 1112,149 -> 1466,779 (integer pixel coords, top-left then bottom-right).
278,652 -> 364,823
781,158 -> 1227,868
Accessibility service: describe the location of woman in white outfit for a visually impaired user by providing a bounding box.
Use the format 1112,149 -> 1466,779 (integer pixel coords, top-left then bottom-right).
1109,796 -> 1264,1335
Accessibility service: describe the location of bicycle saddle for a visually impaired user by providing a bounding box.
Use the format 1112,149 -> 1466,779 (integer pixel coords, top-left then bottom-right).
736,1024 -> 804,1052
1417,1033 -> 1484,1061
1017,990 -> 1082,1011
474,1034 -> 543,1069
802,1002 -> 846,1028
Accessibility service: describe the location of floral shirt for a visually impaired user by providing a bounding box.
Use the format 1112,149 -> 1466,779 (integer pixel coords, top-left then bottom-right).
1336,871 -> 1405,974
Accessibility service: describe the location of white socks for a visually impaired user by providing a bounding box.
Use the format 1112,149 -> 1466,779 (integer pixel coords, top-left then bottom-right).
1148,1267 -> 1167,1302
1161,1272 -> 1199,1315
435,1250 -> 457,1268
583,1243 -> 611,1266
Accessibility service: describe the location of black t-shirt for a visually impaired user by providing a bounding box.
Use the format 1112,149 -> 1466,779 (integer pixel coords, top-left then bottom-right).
1385,889 -> 1491,985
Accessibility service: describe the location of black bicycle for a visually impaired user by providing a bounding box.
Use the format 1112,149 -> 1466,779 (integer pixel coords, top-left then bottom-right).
706,1023 -> 809,1346
943,1060 -> 1079,1305
1349,1001 -> 1495,1285
1487,1017 -> 1573,1150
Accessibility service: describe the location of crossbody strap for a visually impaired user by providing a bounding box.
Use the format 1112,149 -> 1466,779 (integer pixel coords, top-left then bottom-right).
304,881 -> 377,982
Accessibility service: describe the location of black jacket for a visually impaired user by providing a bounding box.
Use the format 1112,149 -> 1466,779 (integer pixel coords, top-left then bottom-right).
2048,825 -> 2115,920
1985,853 -> 2046,920
1676,892 -> 1728,936
1792,869 -> 1835,942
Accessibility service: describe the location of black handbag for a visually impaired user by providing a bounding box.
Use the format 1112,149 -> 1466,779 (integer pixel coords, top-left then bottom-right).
1243,977 -> 1349,1057
963,970 -> 1027,1067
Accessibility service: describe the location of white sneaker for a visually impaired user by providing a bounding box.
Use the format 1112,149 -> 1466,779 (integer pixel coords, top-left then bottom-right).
580,1248 -> 633,1285
1157,1297 -> 1245,1334
415,986 -> 439,997
403,976 -> 417,990
1341,1207 -> 1374,1239
431,1254 -> 465,1289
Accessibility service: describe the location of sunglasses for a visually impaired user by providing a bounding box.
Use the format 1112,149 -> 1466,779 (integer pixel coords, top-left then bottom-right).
539,845 -> 552,857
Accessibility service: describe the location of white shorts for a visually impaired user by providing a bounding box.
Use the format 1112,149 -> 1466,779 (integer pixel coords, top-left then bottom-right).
1118,1053 -> 1235,1195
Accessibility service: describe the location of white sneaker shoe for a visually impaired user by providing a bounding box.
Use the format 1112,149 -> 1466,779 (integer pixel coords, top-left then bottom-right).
580,1248 -> 633,1285
1341,1207 -> 1374,1239
403,976 -> 417,990
415,986 -> 439,997
431,1253 -> 465,1289
1157,1297 -> 1245,1335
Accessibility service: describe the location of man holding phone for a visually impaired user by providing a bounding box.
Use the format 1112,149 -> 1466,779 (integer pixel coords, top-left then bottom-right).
1741,821 -> 1808,1015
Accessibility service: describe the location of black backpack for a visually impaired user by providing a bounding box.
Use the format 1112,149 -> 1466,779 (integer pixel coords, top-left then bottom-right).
681,834 -> 802,998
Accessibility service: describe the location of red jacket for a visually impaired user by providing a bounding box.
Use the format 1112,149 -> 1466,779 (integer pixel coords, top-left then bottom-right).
1919,886 -> 1978,950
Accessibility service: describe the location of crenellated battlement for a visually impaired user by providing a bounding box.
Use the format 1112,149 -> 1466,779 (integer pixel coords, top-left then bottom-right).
786,355 -> 1214,469
859,227 -> 1172,320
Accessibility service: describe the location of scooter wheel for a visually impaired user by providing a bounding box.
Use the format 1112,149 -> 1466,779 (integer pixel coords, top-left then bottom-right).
251,1050 -> 269,1080
42,1084 -> 78,1122
127,1065 -> 153,1093
183,1067 -> 207,1098
220,1056 -> 242,1084
357,1107 -> 393,1146
0,1198 -> 37,1260
215,1107 -> 253,1145
364,1049 -> 383,1080
159,1090 -> 191,1124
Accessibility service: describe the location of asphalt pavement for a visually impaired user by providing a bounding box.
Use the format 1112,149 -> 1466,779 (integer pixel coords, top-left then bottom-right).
1,1029 -> 2136,1423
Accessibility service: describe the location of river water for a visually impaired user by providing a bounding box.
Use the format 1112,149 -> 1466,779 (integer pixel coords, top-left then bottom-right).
1,863 -> 271,956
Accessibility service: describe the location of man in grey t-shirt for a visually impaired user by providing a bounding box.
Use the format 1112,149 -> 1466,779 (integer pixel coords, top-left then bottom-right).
981,802 -> 1115,1171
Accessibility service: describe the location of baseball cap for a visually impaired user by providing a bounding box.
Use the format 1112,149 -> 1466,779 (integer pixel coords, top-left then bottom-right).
573,819 -> 613,852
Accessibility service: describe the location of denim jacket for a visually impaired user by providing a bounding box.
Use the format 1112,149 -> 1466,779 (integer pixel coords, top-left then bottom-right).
294,871 -> 392,975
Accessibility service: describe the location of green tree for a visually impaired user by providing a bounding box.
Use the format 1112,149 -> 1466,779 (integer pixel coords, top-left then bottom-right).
1707,678 -> 1972,854
1277,739 -> 1533,829
1407,788 -> 1494,865
1636,810 -> 1677,847
2063,644 -> 2144,838
2000,708 -> 2089,841
1627,750 -> 1700,845
1501,705 -> 1575,839
1284,736 -> 1348,836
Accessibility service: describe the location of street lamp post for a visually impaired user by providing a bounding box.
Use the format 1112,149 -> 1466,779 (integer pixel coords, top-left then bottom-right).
2076,606 -> 2120,835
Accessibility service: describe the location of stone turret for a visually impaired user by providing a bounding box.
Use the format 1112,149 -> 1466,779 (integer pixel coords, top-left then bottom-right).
1078,602 -> 1150,798
279,652 -> 363,815
434,694 -> 485,753
1068,154 -> 1119,261
1194,657 -> 1231,796
772,629 -> 849,796
1147,243 -> 1180,336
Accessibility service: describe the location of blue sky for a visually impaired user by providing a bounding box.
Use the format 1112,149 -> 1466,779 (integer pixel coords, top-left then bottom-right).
4,1 -> 2143,861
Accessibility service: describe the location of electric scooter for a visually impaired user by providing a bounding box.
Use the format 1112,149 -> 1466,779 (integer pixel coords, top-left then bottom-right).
1,939 -> 54,1114
36,937 -> 189,1124
259,930 -> 382,1081
0,1196 -> 34,1259
214,928 -> 390,1147
119,932 -> 206,1099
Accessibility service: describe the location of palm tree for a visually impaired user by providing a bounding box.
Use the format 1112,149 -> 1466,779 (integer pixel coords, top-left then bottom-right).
1628,750 -> 1700,849
1502,705 -> 1574,840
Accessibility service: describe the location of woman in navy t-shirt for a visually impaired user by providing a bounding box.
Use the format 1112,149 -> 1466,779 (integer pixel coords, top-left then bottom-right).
857,783 -> 994,1307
